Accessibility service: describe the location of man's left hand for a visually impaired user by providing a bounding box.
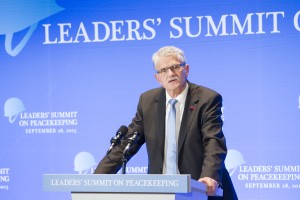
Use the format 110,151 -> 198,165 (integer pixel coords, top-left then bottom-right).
198,177 -> 219,196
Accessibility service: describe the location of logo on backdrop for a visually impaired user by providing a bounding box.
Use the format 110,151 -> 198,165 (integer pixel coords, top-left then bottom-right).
225,149 -> 246,176
4,97 -> 26,123
74,152 -> 97,174
3,97 -> 79,135
0,0 -> 64,56
72,152 -> 148,174
226,149 -> 300,190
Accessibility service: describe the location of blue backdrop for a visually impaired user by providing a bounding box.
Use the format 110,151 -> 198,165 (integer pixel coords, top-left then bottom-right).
1,0 -> 300,199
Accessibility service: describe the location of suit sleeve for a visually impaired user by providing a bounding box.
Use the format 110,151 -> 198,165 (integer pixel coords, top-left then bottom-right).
200,93 -> 227,184
94,95 -> 145,174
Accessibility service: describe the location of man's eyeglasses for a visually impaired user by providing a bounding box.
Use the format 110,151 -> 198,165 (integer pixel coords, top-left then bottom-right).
156,63 -> 186,75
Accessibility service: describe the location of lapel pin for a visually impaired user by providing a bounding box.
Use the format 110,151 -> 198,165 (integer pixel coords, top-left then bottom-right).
189,105 -> 196,111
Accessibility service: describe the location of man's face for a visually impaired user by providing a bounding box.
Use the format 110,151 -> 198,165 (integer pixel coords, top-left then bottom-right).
154,56 -> 189,97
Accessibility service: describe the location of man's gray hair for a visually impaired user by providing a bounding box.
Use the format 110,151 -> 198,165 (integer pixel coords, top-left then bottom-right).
152,46 -> 186,67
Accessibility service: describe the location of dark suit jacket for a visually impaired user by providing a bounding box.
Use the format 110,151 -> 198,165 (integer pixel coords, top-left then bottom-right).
94,82 -> 237,200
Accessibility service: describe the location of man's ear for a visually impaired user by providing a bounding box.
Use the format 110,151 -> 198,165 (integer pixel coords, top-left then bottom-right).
154,74 -> 162,85
185,64 -> 190,77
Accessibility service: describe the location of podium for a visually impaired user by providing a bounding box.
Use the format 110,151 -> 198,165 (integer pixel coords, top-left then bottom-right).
43,174 -> 223,200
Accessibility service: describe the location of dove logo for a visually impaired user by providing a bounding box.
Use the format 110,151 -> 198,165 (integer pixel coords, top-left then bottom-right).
225,149 -> 246,176
74,152 -> 97,174
0,0 -> 64,56
4,97 -> 26,124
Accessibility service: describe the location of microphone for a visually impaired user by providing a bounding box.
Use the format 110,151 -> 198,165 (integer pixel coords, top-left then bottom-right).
121,127 -> 143,174
123,127 -> 142,156
106,125 -> 128,154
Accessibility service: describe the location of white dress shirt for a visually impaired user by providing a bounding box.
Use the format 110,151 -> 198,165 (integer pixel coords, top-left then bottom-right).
162,83 -> 189,174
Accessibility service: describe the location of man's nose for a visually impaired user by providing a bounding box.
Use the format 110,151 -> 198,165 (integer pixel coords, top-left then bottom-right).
167,67 -> 176,75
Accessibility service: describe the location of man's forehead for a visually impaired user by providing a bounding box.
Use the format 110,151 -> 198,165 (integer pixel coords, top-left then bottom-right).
156,56 -> 180,67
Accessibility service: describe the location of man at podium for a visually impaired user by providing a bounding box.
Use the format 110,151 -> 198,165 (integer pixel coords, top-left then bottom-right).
94,46 -> 238,200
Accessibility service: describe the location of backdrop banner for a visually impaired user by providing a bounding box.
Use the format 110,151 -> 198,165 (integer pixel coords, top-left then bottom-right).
1,1 -> 300,199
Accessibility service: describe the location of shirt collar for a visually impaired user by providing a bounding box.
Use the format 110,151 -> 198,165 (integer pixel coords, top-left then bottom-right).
166,83 -> 189,104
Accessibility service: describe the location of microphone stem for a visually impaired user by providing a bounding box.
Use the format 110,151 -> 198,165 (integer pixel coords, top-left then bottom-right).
122,156 -> 127,174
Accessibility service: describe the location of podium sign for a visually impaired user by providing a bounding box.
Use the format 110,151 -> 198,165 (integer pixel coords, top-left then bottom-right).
43,174 -> 222,200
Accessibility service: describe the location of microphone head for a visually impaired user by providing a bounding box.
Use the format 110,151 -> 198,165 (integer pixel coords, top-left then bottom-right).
132,126 -> 143,135
130,126 -> 144,140
123,126 -> 143,157
116,125 -> 128,136
107,125 -> 128,155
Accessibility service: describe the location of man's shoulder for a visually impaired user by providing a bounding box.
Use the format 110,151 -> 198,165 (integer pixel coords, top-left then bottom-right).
141,87 -> 164,97
138,87 -> 165,105
189,82 -> 221,97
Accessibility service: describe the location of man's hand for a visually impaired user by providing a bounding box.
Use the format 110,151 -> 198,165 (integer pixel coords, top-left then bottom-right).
198,177 -> 219,196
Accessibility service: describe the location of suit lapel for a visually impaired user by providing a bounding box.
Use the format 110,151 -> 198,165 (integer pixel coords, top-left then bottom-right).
178,83 -> 199,153
153,84 -> 199,162
154,89 -> 166,161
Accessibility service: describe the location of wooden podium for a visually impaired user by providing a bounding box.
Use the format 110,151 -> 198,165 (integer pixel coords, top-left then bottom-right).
43,174 -> 223,200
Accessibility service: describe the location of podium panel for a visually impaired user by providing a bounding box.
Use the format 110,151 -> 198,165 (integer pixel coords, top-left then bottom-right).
43,174 -> 222,200
71,192 -> 206,200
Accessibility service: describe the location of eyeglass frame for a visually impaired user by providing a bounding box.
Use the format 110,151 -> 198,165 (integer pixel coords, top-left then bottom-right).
156,62 -> 186,74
